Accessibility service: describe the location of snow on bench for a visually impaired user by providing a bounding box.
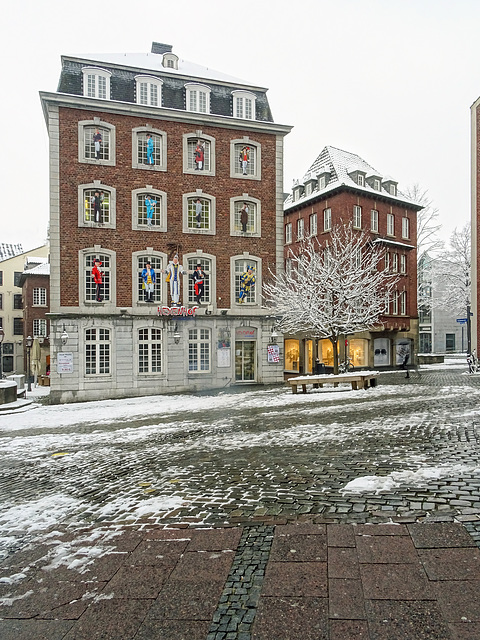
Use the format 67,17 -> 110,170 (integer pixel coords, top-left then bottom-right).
288,371 -> 379,393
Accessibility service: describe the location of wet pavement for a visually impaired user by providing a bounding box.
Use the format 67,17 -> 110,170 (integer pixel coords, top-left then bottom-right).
1,364 -> 480,638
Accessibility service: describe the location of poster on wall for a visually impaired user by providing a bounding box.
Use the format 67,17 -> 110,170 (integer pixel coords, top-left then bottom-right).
217,348 -> 231,368
267,344 -> 280,363
374,338 -> 391,366
57,352 -> 74,373
395,339 -> 411,365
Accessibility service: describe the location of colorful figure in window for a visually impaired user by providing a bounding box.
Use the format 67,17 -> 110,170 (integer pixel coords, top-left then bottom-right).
146,133 -> 154,166
240,202 -> 249,233
165,255 -> 185,305
145,194 -> 157,226
240,145 -> 250,175
93,129 -> 102,160
238,266 -> 255,303
92,258 -> 103,302
191,263 -> 206,304
194,140 -> 204,170
195,198 -> 203,228
90,190 -> 104,224
141,261 -> 156,302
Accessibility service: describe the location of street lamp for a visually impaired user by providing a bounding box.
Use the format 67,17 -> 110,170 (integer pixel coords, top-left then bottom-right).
25,335 -> 33,392
0,327 -> 4,380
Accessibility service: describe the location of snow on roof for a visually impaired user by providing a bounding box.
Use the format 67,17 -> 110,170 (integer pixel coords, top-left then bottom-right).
0,243 -> 23,262
70,51 -> 253,87
285,146 -> 419,210
23,262 -> 50,276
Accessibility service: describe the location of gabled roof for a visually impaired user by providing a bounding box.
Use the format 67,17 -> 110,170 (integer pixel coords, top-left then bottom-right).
0,243 -> 23,262
284,146 -> 421,211
23,262 -> 50,276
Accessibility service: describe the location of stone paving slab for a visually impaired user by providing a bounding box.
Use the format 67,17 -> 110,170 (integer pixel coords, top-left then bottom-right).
1,522 -> 480,639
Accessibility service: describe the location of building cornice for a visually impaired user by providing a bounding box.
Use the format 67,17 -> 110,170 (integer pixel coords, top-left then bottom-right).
39,91 -> 293,136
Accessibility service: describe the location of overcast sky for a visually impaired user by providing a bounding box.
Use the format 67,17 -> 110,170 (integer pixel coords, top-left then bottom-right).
1,0 -> 478,251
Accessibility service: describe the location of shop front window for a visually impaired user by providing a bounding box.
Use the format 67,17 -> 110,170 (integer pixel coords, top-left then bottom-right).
319,339 -> 338,367
349,339 -> 368,367
285,339 -> 300,372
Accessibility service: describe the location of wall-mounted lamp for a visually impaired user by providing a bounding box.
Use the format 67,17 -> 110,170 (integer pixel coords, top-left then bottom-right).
168,319 -> 181,345
270,326 -> 278,344
173,325 -> 181,345
61,324 -> 69,346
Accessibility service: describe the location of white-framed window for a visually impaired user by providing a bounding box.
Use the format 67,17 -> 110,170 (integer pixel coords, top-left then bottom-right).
387,213 -> 395,236
78,182 -> 116,229
391,291 -> 399,315
285,257 -> 292,278
373,178 -> 381,191
402,217 -> 410,239
371,209 -> 379,232
297,218 -> 304,240
389,184 -> 397,196
188,328 -> 211,372
385,252 -> 390,271
233,257 -> 259,305
183,133 -> 215,176
82,251 -> 113,305
309,213 -> 317,236
33,287 -> 47,306
357,174 -> 365,186
82,67 -> 111,100
85,328 -> 111,375
135,75 -> 163,107
305,182 -> 313,196
132,128 -> 167,172
324,208 -> 332,231
285,222 -> 292,244
231,140 -> 260,179
132,188 -> 167,232
33,318 -> 47,337
78,120 -> 115,166
400,254 -> 406,274
183,192 -> 216,235
162,53 -> 179,69
136,255 -> 163,304
400,291 -> 407,315
138,327 -> 162,373
232,90 -> 256,120
353,205 -> 362,229
230,196 -> 261,237
318,175 -> 327,190
185,83 -> 211,113
392,253 -> 398,273
186,256 -> 213,304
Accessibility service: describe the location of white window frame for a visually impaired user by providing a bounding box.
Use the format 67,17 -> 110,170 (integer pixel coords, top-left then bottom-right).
84,327 -> 111,376
373,178 -> 381,191
387,213 -> 395,236
392,291 -> 399,315
232,254 -> 261,308
232,90 -> 256,120
400,291 -> 407,316
132,251 -> 167,307
402,217 -> 410,239
318,175 -> 327,190
230,195 -> 261,237
82,67 -> 111,100
135,75 -> 163,107
182,191 -> 216,235
400,254 -> 407,274
132,126 -> 167,172
324,208 -> 332,232
183,131 -> 216,176
78,119 -> 116,167
33,287 -> 47,306
392,253 -> 398,273
184,252 -> 216,306
185,83 -> 211,114
79,247 -> 116,311
371,209 -> 379,233
188,328 -> 211,373
357,174 -> 365,186
33,318 -> 47,337
353,205 -> 362,229
131,186 -> 168,232
297,218 -> 305,240
138,327 -> 163,374
78,181 -> 116,230
385,252 -> 390,271
285,222 -> 292,244
230,138 -> 261,180
310,213 -> 317,236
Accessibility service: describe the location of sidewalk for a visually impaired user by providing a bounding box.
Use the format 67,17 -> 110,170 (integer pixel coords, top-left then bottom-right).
1,521 -> 479,640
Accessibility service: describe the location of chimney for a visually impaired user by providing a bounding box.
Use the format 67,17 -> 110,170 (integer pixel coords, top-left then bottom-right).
151,42 -> 173,55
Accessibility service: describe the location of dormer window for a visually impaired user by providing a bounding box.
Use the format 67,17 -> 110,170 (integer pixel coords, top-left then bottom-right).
185,83 -> 211,114
383,180 -> 398,197
82,67 -> 111,100
232,91 -> 256,120
357,174 -> 364,186
373,178 -> 381,191
135,76 -> 163,107
162,53 -> 179,70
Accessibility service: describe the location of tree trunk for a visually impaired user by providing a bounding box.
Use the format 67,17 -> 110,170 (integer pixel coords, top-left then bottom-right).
331,337 -> 339,374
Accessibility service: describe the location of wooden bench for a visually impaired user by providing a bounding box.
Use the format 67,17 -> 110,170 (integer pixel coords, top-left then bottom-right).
288,372 -> 378,394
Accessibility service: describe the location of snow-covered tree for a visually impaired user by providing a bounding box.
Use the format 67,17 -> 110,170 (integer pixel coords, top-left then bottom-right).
264,224 -> 400,373
403,184 -> 443,261
434,223 -> 471,316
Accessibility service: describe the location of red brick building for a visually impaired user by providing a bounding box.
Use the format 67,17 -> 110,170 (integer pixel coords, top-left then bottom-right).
283,146 -> 421,372
40,42 -> 291,402
471,96 -> 480,353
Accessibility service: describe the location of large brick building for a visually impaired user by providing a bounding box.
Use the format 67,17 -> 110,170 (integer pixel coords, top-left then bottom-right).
471,95 -> 480,353
40,42 -> 291,403
283,146 -> 421,372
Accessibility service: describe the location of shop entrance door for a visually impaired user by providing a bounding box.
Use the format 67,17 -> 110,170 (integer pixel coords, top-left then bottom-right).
235,340 -> 256,381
